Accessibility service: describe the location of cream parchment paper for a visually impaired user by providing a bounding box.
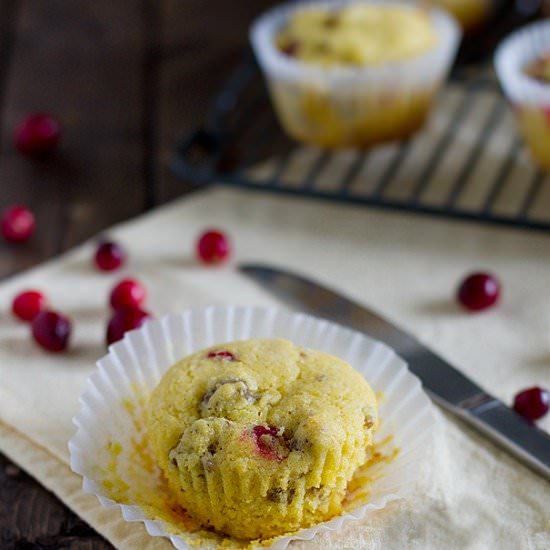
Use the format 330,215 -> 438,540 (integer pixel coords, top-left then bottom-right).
0,187 -> 549,549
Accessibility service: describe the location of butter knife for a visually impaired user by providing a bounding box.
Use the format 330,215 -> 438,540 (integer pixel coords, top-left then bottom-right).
240,264 -> 550,480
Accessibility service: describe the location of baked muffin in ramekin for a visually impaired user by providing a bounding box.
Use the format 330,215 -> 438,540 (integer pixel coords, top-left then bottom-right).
496,21 -> 550,171
250,0 -> 461,149
147,338 -> 378,540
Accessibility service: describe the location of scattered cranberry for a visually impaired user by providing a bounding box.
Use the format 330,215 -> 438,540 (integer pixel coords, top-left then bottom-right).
110,278 -> 146,310
457,272 -> 501,312
12,290 -> 47,322
197,230 -> 230,265
14,113 -> 61,157
106,306 -> 151,346
252,425 -> 287,461
94,240 -> 126,272
31,310 -> 71,352
207,350 -> 235,361
1,205 -> 35,243
513,387 -> 549,421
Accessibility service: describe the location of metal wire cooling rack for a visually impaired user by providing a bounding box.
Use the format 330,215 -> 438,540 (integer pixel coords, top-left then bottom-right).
172,55 -> 550,232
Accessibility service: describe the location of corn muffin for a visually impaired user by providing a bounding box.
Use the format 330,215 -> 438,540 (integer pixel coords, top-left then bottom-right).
276,4 -> 437,66
495,21 -> 550,172
251,1 -> 460,149
147,339 -> 378,540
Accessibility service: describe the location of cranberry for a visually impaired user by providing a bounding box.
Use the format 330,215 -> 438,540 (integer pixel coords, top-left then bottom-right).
110,278 -> 146,310
252,425 -> 287,461
106,306 -> 151,346
31,310 -> 71,352
457,272 -> 500,312
197,230 -> 230,265
1,205 -> 35,243
207,350 -> 235,361
12,290 -> 47,322
513,387 -> 549,421
14,113 -> 61,157
281,40 -> 300,57
94,240 -> 126,272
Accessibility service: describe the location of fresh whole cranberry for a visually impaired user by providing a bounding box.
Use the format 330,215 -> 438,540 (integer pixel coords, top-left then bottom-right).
94,240 -> 126,272
110,278 -> 146,310
197,229 -> 230,265
513,387 -> 549,421
1,205 -> 35,243
106,306 -> 151,346
207,350 -> 235,361
31,310 -> 71,352
12,290 -> 47,322
252,425 -> 287,461
457,272 -> 501,312
14,113 -> 61,157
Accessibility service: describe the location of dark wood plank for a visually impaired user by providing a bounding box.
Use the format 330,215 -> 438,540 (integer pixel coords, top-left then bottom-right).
157,0 -> 279,203
0,0 -> 63,278
43,0 -> 147,249
0,0 -> 148,547
0,0 -> 148,269
0,454 -> 110,549
0,1 -> 19,107
142,0 -> 162,211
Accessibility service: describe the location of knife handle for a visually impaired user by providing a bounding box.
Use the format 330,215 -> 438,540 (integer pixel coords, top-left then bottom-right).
454,396 -> 550,480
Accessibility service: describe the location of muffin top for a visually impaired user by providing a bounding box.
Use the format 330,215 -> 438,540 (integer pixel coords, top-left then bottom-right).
276,4 -> 437,67
147,338 -> 378,477
147,339 -> 378,539
525,53 -> 550,84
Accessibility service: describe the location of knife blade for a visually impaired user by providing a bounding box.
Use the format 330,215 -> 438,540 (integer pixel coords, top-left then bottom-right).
240,263 -> 550,480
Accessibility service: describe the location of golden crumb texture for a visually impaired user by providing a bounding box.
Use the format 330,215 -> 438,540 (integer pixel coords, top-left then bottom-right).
276,4 -> 437,67
147,339 -> 378,540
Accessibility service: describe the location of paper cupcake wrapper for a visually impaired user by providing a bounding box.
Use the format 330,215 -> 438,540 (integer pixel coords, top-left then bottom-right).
249,0 -> 460,147
495,20 -> 550,107
69,306 -> 435,549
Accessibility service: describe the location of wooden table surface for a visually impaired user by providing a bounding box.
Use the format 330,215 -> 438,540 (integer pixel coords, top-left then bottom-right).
1,1 -> 547,548
0,1 -> 276,547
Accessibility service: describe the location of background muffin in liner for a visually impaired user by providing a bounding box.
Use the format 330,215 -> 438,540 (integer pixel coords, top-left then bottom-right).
495,20 -> 550,170
250,0 -> 461,149
69,306 -> 435,549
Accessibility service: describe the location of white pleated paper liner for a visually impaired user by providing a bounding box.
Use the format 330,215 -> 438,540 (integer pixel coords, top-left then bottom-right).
69,306 -> 435,549
249,1 -> 460,147
495,20 -> 550,107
